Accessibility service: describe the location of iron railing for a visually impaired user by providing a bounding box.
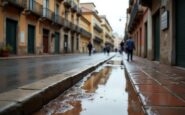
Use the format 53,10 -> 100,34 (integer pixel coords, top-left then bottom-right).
42,8 -> 54,20
71,1 -> 77,12
128,3 -> 138,31
64,19 -> 70,29
77,7 -> 82,16
94,24 -> 103,33
94,36 -> 103,43
80,28 -> 92,38
63,0 -> 72,8
26,0 -> 42,16
52,14 -> 64,25
2,0 -> 26,9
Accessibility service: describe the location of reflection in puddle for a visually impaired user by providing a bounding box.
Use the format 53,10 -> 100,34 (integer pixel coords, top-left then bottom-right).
33,58 -> 144,115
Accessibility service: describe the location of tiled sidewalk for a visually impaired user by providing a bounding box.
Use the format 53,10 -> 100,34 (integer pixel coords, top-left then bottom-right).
123,54 -> 185,115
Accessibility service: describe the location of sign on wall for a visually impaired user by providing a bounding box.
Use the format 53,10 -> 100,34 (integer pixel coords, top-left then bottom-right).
20,32 -> 25,44
161,10 -> 169,31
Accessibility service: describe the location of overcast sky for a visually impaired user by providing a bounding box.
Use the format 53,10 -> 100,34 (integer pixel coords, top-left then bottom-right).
80,0 -> 128,38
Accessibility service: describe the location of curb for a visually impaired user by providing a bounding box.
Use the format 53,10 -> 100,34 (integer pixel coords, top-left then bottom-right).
0,55 -> 114,115
0,53 -> 81,60
123,62 -> 147,115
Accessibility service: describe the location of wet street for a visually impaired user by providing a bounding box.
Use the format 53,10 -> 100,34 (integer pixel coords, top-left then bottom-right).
33,56 -> 144,115
0,53 -> 114,93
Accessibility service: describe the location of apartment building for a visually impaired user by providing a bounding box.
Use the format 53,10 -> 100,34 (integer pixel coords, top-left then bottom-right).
79,15 -> 91,53
100,15 -> 114,51
80,3 -> 103,52
127,0 -> 185,68
0,0 -> 82,55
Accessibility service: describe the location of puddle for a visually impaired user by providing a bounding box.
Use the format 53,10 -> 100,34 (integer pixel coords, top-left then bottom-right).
33,57 -> 144,115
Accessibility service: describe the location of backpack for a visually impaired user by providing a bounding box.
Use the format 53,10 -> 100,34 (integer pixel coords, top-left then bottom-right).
126,39 -> 135,50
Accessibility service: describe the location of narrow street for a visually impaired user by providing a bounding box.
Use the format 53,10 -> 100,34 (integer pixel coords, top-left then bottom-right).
33,55 -> 144,115
0,53 -> 114,93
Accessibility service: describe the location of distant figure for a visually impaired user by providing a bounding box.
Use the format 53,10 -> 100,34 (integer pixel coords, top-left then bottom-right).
106,45 -> 110,56
126,36 -> 135,61
120,41 -> 124,54
87,41 -> 93,56
115,48 -> 118,52
120,41 -> 124,51
103,47 -> 106,54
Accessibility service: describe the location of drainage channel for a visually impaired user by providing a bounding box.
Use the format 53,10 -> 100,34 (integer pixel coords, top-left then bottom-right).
33,56 -> 144,115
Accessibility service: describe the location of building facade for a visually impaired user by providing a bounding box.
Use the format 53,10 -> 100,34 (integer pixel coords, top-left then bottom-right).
80,3 -> 103,52
0,0 -> 82,55
79,15 -> 91,53
126,0 -> 185,68
100,15 -> 114,51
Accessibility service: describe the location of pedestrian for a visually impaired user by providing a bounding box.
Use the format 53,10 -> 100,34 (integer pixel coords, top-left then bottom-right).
120,41 -> 124,54
87,41 -> 93,56
106,45 -> 110,56
126,35 -> 135,61
103,47 -> 106,54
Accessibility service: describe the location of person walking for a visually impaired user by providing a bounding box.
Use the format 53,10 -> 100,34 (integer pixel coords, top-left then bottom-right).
87,41 -> 93,56
106,45 -> 110,56
126,36 -> 135,61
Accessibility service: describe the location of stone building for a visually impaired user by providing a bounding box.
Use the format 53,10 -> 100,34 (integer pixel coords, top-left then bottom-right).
126,0 -> 185,68
0,0 -> 82,55
80,3 -> 103,52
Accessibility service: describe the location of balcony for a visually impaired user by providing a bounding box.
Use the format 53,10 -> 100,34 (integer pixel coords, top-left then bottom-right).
128,3 -> 144,32
63,19 -> 71,30
94,36 -> 103,44
63,0 -> 72,8
129,0 -> 134,5
42,8 -> 54,21
52,14 -> 64,26
76,26 -> 81,34
105,33 -> 111,38
77,7 -> 82,17
26,1 -> 42,17
80,28 -> 92,38
140,0 -> 152,7
2,0 -> 26,10
57,0 -> 64,2
105,41 -> 114,48
70,22 -> 77,32
71,1 -> 78,12
94,24 -> 103,33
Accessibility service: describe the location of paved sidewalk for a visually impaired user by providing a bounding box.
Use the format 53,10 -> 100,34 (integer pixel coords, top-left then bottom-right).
123,54 -> 185,115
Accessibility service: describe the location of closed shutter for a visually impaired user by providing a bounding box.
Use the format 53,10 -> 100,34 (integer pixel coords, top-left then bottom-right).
6,19 -> 17,54
176,0 -> 185,67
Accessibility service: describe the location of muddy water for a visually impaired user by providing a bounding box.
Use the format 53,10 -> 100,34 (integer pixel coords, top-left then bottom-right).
33,57 -> 144,115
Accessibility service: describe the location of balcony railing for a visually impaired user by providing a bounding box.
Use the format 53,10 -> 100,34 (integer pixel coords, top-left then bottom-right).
94,24 -> 103,33
2,0 -> 26,9
77,7 -> 82,17
42,8 -> 54,20
94,36 -> 103,43
76,26 -> 81,34
63,0 -> 72,8
140,0 -> 151,7
128,3 -> 139,31
26,1 -> 42,16
71,4 -> 77,12
80,28 -> 92,38
63,19 -> 71,30
52,14 -> 64,26
129,0 -> 134,5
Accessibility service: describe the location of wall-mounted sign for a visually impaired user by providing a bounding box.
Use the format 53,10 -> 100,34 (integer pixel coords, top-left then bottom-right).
20,32 -> 25,44
161,10 -> 169,31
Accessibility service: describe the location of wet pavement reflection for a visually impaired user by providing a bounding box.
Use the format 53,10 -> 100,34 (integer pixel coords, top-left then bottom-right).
33,56 -> 144,115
